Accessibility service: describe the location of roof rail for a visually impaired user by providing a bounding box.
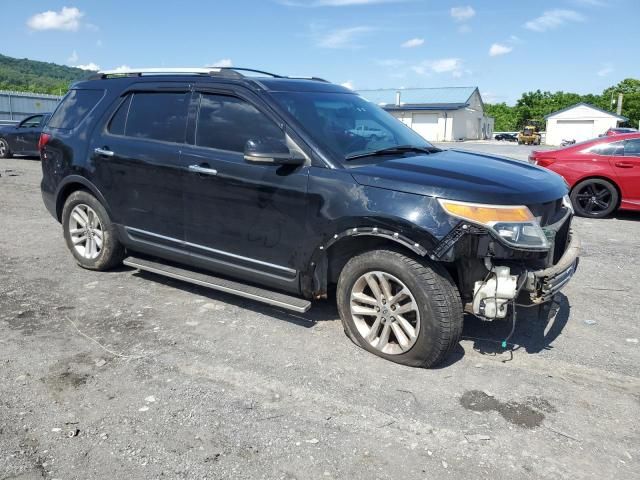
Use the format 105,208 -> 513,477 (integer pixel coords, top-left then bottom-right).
217,67 -> 283,78
93,67 -> 330,83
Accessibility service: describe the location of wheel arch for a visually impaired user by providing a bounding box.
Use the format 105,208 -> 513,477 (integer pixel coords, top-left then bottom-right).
570,175 -> 622,208
301,226 -> 438,299
55,176 -> 113,222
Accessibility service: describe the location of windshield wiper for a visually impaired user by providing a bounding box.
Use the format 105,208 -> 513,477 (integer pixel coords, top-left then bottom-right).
345,145 -> 440,161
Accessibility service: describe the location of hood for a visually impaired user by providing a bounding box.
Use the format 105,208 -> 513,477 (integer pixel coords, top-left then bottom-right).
350,149 -> 568,205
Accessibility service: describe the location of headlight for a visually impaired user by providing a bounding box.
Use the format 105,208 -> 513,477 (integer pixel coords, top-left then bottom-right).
438,199 -> 549,249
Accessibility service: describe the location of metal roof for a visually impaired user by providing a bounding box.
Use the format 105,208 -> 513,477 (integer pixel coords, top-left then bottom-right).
356,86 -> 478,109
544,102 -> 628,121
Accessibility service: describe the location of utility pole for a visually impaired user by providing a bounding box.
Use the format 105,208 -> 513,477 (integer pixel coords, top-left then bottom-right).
616,93 -> 623,116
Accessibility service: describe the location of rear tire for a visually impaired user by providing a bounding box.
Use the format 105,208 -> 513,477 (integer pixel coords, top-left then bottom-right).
337,249 -> 462,368
570,178 -> 618,218
61,190 -> 125,270
0,138 -> 11,158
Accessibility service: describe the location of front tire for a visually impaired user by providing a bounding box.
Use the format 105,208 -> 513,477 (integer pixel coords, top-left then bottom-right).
570,178 -> 618,218
0,138 -> 11,158
61,190 -> 125,270
337,249 -> 462,368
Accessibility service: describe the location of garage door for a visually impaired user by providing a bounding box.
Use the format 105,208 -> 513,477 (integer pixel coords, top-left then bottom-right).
555,120 -> 595,143
411,113 -> 439,141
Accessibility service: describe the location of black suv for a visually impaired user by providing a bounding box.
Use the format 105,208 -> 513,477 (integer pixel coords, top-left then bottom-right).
40,68 -> 580,367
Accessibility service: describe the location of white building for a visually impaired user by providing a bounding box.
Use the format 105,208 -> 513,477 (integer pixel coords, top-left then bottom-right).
544,102 -> 627,146
356,87 -> 494,142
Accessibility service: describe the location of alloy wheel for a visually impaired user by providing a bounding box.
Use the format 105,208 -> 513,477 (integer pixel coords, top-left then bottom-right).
349,271 -> 420,355
68,204 -> 104,259
574,182 -> 612,215
0,139 -> 8,157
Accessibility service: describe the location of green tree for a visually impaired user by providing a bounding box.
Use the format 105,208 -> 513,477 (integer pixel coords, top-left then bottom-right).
603,78 -> 640,128
484,102 -> 518,131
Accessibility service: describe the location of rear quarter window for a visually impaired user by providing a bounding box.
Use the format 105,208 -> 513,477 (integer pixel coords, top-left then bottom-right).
48,89 -> 105,130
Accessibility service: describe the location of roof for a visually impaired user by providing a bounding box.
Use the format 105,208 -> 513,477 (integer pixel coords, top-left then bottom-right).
544,102 -> 628,121
355,86 -> 479,110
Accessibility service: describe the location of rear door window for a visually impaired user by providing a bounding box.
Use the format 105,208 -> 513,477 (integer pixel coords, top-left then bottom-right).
124,92 -> 190,143
195,93 -> 284,152
624,139 -> 640,157
108,95 -> 132,136
589,141 -> 624,156
48,89 -> 105,130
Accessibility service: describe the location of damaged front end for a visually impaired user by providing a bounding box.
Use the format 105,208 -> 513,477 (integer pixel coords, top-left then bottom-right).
432,196 -> 580,321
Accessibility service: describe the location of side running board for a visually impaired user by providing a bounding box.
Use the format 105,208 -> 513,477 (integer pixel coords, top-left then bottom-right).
123,255 -> 311,313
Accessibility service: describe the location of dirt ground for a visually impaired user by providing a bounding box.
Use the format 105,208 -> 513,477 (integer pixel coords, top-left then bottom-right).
1,153 -> 639,480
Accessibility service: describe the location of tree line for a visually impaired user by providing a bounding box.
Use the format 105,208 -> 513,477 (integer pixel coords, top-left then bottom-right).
0,53 -> 91,96
485,78 -> 640,132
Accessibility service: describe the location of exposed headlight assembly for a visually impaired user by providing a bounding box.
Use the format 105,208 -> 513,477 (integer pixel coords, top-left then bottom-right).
438,199 -> 549,250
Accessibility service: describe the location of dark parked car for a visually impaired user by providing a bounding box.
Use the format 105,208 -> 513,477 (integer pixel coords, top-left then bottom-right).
0,113 -> 51,158
40,68 -> 580,368
603,127 -> 638,136
529,132 -> 640,218
494,133 -> 517,142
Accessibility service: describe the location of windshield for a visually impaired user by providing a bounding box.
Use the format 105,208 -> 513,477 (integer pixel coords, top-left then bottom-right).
271,91 -> 433,163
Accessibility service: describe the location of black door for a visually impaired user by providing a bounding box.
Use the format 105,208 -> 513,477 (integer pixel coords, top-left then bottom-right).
15,114 -> 44,154
90,87 -> 192,249
181,90 -> 310,292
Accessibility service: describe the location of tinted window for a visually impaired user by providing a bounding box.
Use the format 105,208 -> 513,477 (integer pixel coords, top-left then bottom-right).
196,94 -> 284,152
21,115 -> 44,128
108,95 -> 131,136
625,139 -> 640,157
125,92 -> 189,143
590,141 -> 624,156
48,89 -> 105,129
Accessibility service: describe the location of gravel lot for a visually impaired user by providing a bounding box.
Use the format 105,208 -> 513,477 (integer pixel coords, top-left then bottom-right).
1,146 -> 639,480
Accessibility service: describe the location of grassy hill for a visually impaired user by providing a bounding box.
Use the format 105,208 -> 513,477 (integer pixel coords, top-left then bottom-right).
0,53 -> 92,95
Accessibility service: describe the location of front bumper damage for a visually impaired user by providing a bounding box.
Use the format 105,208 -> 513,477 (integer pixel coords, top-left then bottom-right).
470,230 -> 581,320
523,229 -> 581,304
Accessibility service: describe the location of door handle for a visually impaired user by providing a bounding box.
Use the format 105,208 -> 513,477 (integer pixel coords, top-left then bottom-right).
94,147 -> 114,157
188,164 -> 218,176
615,161 -> 634,168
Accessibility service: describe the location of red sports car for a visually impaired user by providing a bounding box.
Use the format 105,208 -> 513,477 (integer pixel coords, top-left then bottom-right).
529,133 -> 640,218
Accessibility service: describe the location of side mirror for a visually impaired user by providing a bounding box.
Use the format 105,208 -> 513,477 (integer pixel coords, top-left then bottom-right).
244,138 -> 304,165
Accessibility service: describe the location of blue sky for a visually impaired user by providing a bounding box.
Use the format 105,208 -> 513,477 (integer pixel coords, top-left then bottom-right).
4,0 -> 639,104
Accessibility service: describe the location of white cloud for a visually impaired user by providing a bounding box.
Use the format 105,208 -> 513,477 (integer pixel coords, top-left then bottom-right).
74,62 -> 100,71
67,50 -> 79,64
412,58 -> 464,77
317,26 -> 372,48
450,6 -> 475,22
597,64 -> 613,77
401,37 -> 424,48
27,7 -> 84,31
279,0 -> 407,6
489,43 -> 513,56
209,58 -> 233,68
525,9 -> 584,32
111,65 -> 131,73
341,80 -> 355,89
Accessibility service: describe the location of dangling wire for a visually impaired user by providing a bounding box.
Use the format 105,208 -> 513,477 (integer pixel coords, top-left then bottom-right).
502,272 -> 527,349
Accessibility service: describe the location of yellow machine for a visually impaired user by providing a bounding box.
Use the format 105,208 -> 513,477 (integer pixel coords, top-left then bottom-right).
517,124 -> 541,145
